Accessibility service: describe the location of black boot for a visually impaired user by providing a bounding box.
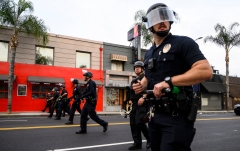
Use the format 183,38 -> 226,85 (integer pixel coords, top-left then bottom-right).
76,130 -> 87,134
65,121 -> 73,124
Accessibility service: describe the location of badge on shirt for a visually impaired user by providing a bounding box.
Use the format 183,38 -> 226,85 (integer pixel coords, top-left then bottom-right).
87,84 -> 89,87
163,44 -> 171,53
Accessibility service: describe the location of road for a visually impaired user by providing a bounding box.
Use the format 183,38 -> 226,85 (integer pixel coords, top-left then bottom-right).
0,113 -> 240,151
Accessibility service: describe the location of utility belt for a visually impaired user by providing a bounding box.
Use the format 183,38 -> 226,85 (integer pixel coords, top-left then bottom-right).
74,95 -> 79,99
86,98 -> 97,105
144,91 -> 199,122
145,96 -> 190,114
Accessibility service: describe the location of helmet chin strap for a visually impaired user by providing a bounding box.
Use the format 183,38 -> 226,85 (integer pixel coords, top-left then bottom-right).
135,70 -> 144,77
151,23 -> 172,38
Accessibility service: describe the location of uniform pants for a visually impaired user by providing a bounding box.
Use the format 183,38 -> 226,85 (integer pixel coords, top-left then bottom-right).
56,102 -> 63,118
42,101 -> 52,112
149,112 -> 196,151
130,103 -> 150,147
68,100 -> 81,122
62,101 -> 70,116
48,101 -> 57,117
80,102 -> 107,132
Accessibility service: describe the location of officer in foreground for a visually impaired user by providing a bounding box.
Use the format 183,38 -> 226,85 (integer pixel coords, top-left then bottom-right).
128,61 -> 150,150
65,79 -> 82,124
76,72 -> 108,134
133,3 -> 212,151
54,84 -> 68,120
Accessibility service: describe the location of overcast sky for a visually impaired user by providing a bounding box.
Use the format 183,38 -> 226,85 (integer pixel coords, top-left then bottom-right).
25,0 -> 240,76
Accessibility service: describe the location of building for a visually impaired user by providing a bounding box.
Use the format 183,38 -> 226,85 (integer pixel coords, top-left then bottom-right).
0,26 -> 104,112
102,42 -> 147,112
0,26 -> 147,112
222,76 -> 240,110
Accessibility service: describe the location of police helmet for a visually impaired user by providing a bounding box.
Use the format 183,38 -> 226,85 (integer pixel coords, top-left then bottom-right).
72,79 -> 79,84
143,3 -> 176,29
52,87 -> 58,91
83,72 -> 93,78
60,84 -> 65,88
134,61 -> 144,70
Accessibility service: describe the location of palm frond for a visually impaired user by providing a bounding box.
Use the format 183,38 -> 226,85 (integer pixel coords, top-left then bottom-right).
17,0 -> 33,19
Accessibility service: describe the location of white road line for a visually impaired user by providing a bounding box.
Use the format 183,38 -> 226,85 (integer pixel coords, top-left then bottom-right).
0,120 -> 27,122
54,140 -> 147,151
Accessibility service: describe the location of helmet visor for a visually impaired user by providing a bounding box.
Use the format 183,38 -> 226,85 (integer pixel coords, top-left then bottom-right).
145,7 -> 175,29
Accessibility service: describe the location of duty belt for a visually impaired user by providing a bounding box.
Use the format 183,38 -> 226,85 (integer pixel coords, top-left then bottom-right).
145,96 -> 190,114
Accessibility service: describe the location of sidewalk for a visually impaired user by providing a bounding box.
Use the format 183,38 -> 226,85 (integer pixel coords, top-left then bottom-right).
0,110 -> 234,117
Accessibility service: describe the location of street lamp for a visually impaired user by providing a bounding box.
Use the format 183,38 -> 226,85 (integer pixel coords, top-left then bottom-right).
195,37 -> 203,41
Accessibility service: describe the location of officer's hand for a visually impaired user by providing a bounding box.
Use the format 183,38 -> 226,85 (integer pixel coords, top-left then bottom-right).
132,80 -> 144,94
153,81 -> 169,98
138,97 -> 144,106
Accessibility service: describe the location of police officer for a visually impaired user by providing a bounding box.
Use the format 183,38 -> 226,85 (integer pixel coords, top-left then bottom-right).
133,3 -> 212,151
60,84 -> 70,117
76,72 -> 108,134
48,87 -> 60,118
54,84 -> 68,120
41,93 -> 52,113
128,61 -> 150,150
65,79 -> 82,124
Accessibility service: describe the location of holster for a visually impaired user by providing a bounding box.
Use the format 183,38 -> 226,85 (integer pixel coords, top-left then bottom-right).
187,93 -> 199,122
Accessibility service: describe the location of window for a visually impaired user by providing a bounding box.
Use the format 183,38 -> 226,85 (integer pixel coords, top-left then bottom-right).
0,41 -> 9,62
106,88 -> 119,106
32,84 -> 55,99
36,46 -> 53,65
76,51 -> 90,68
17,84 -> 27,96
0,81 -> 8,98
111,61 -> 123,71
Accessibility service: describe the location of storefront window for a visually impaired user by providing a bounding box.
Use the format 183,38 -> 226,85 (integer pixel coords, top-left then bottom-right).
76,51 -> 91,68
17,84 -> 27,96
106,88 -> 119,106
36,46 -> 53,65
32,85 -> 55,99
0,41 -> 8,62
111,60 -> 123,71
0,81 -> 8,98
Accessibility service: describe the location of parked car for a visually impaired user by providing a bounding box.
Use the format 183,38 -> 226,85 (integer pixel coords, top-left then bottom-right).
234,104 -> 240,115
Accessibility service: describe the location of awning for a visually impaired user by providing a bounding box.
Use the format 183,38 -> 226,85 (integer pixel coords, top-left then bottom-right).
0,74 -> 16,81
28,76 -> 65,83
77,79 -> 104,85
201,82 -> 226,93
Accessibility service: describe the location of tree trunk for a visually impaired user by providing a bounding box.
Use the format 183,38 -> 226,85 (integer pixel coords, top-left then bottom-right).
7,32 -> 18,114
225,48 -> 229,111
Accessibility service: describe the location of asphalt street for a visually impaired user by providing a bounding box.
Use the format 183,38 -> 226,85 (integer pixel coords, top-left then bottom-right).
0,113 -> 240,151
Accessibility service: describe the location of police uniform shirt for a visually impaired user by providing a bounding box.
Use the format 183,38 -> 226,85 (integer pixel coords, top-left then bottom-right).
72,85 -> 82,101
144,33 -> 206,90
73,85 -> 81,96
82,79 -> 96,99
53,91 -> 60,101
61,89 -> 68,99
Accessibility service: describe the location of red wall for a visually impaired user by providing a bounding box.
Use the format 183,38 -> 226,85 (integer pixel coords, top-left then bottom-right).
0,62 -> 104,112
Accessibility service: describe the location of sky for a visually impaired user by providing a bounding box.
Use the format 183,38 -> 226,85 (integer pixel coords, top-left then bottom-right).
21,0 -> 240,76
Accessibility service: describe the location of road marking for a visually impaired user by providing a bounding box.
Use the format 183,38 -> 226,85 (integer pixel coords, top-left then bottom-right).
0,122 -> 129,131
0,120 -> 28,122
196,117 -> 240,121
54,140 -> 147,151
1,117 -> 240,131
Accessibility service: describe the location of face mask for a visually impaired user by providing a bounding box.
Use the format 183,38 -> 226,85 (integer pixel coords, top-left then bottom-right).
156,30 -> 169,37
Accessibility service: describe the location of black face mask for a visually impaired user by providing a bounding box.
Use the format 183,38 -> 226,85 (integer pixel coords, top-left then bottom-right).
156,30 -> 169,37
151,24 -> 171,38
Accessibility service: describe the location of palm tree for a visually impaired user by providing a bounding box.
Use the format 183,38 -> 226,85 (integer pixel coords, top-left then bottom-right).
204,22 -> 240,110
133,10 -> 153,48
0,0 -> 49,113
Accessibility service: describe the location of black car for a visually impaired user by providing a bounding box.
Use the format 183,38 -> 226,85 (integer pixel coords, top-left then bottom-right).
234,104 -> 240,115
